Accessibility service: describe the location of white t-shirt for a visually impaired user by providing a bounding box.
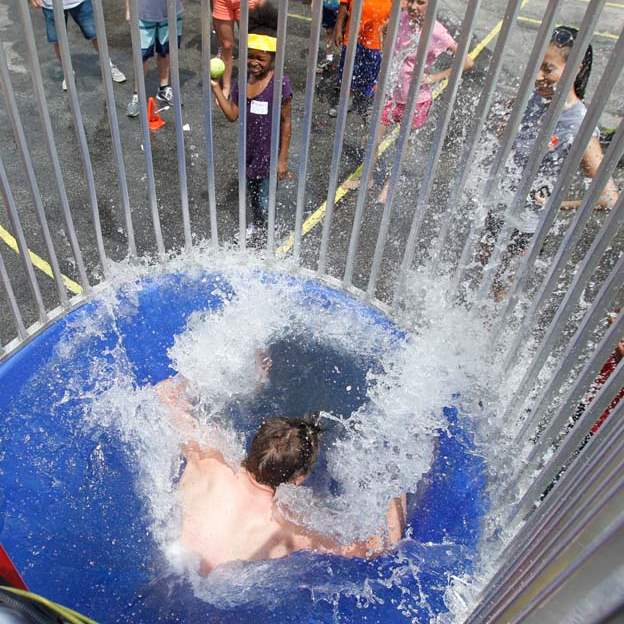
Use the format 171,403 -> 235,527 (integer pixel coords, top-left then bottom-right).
42,0 -> 85,10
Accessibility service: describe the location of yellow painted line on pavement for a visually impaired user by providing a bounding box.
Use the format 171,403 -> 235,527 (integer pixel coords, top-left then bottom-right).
288,12 -> 312,22
0,223 -> 83,295
277,0 -> 531,256
574,0 -> 624,9
517,15 -> 619,40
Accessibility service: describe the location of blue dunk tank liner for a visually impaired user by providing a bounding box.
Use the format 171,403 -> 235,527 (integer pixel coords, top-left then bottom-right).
0,271 -> 487,623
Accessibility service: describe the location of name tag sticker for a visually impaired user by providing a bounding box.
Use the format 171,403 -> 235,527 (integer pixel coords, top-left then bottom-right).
250,100 -> 268,115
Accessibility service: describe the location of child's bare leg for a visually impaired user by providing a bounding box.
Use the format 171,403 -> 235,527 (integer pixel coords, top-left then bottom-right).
344,122 -> 387,191
213,18 -> 235,99
375,123 -> 393,202
324,27 -> 334,58
157,53 -> 170,88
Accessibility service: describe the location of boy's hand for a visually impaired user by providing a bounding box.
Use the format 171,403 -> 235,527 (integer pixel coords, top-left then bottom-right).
559,199 -> 581,211
278,160 -> 290,180
334,29 -> 343,48
30,0 -> 44,7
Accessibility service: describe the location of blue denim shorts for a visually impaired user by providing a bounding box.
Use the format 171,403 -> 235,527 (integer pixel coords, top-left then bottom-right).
42,0 -> 96,44
338,43 -> 382,98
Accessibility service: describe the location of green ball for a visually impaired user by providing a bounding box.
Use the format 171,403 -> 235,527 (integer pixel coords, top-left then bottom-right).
210,57 -> 226,80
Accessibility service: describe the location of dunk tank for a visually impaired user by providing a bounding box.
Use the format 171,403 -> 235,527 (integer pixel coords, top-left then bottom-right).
1,0 -> 623,622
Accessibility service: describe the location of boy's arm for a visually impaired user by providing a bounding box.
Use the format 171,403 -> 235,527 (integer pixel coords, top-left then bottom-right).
156,377 -> 226,462
278,97 -> 292,180
125,0 -> 130,21
334,3 -> 349,48
155,377 -> 198,440
211,81 -> 240,122
282,495 -> 406,559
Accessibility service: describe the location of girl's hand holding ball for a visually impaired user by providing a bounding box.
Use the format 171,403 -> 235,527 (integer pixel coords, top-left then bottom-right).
210,57 -> 226,80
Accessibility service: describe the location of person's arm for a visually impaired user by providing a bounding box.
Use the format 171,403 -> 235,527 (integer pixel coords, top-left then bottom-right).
155,377 -> 197,440
332,495 -> 406,558
561,136 -> 619,210
334,3 -> 349,48
278,97 -> 292,180
283,495 -> 406,559
125,0 -> 130,21
424,41 -> 474,84
30,0 -> 44,7
211,80 -> 240,122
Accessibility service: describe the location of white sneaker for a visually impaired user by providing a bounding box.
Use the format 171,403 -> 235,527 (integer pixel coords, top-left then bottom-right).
110,60 -> 126,83
61,69 -> 75,91
127,93 -> 139,117
245,224 -> 258,241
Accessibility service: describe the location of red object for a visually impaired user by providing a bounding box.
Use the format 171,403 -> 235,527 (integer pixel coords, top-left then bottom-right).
147,96 -> 165,131
589,354 -> 624,434
0,545 -> 27,590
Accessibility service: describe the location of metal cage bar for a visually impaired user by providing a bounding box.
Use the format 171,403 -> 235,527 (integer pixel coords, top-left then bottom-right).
491,25 -> 624,346
128,0 -> 165,257
343,0 -> 402,288
200,0 -> 219,246
470,400 -> 624,623
317,0 -> 364,275
452,0 -> 563,294
0,155 -> 47,324
502,114 -> 624,374
16,0 -> 90,293
521,312 -> 624,469
394,0 -> 482,305
430,0 -> 525,273
366,0 -> 440,299
0,243 -> 27,342
0,38 -> 69,308
266,0 -> 289,254
51,0 -> 109,278
293,0 -> 323,263
502,195 -> 624,426
469,398 -> 624,621
477,0 -> 607,299
92,0 -> 136,259
237,0 -> 250,248
167,0 -> 192,251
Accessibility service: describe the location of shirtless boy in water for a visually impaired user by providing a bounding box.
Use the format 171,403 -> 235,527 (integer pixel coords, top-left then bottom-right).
157,378 -> 406,575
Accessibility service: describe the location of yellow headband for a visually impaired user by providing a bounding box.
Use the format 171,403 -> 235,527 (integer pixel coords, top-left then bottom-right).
248,33 -> 277,53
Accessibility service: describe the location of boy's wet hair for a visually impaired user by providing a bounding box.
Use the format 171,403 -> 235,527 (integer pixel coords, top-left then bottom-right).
244,417 -> 322,489
551,25 -> 593,100
249,2 -> 279,38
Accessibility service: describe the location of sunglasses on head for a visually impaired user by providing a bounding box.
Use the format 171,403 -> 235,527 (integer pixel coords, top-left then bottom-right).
551,27 -> 577,47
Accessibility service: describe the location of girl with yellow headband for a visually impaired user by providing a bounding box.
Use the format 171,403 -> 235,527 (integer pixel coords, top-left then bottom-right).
211,3 -> 293,245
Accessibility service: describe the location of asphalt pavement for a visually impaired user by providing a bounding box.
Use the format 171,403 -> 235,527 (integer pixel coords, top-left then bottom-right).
1,0 -> 623,347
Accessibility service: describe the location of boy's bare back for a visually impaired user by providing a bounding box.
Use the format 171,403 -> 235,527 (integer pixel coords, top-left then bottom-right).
178,445 -> 315,574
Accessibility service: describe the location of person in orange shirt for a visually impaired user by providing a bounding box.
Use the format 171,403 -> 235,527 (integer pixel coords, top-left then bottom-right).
329,0 -> 392,118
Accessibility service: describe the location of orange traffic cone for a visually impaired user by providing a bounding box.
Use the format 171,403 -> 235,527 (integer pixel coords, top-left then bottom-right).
147,96 -> 165,131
